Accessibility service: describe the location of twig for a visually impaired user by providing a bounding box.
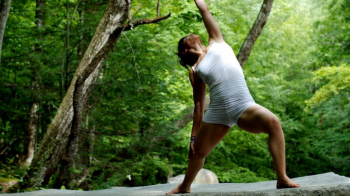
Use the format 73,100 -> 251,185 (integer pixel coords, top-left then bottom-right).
157,0 -> 161,17
0,139 -> 18,156
72,0 -> 83,21
122,34 -> 141,85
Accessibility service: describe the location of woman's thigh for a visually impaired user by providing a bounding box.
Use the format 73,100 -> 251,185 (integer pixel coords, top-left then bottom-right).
192,122 -> 230,158
237,104 -> 281,134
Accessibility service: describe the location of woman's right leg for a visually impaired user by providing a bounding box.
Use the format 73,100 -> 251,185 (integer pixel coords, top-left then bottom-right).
166,122 -> 230,194
237,104 -> 300,189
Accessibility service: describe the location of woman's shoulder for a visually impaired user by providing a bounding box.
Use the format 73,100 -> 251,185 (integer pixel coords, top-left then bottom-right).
208,37 -> 225,44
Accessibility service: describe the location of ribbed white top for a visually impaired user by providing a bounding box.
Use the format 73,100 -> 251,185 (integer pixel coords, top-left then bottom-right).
194,42 -> 255,127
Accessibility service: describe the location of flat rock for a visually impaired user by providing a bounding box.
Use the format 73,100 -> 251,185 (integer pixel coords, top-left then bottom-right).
3,172 -> 350,196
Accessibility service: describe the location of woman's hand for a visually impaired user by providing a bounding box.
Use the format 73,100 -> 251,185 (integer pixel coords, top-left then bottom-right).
188,136 -> 196,159
188,142 -> 196,159
194,0 -> 224,43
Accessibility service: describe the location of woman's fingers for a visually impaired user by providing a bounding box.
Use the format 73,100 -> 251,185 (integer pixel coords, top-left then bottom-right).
188,143 -> 196,159
191,142 -> 195,154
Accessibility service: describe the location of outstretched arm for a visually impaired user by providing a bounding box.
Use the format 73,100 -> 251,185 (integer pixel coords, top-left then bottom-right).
194,0 -> 224,43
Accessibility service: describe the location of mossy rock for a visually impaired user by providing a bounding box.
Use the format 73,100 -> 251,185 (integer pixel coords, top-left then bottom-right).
0,178 -> 18,193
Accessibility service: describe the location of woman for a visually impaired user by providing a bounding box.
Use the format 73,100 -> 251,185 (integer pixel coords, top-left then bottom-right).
166,0 -> 300,194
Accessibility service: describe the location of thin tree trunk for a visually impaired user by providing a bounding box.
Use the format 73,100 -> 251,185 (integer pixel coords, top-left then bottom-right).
157,0 -> 160,17
15,0 -> 170,190
0,0 -> 12,68
20,0 -> 46,168
21,103 -> 39,167
77,1 -> 87,60
35,0 -> 45,28
64,0 -> 70,91
237,0 -> 274,67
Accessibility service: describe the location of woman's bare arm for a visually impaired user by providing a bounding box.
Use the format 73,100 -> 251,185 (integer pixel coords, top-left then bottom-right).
194,0 -> 224,43
189,69 -> 206,155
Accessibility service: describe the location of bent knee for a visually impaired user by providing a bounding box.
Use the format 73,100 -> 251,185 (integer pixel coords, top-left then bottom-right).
263,115 -> 282,134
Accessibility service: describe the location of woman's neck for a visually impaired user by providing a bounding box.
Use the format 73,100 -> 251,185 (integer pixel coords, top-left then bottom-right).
194,45 -> 210,67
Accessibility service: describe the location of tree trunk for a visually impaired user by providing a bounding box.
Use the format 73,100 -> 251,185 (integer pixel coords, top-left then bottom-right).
35,0 -> 45,28
55,1 -> 91,189
64,0 -> 70,92
237,0 -> 274,67
0,0 -> 12,68
16,0 -> 170,190
157,0 -> 160,17
77,1 -> 87,60
21,103 -> 39,168
20,0 -> 46,168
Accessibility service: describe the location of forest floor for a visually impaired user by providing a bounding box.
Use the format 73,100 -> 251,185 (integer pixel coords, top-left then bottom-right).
2,173 -> 350,196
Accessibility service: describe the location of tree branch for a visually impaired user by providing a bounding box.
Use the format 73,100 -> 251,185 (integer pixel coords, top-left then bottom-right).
0,139 -> 17,156
120,13 -> 171,32
237,0 -> 274,68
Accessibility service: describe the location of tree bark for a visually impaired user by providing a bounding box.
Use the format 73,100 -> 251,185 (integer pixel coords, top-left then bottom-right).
16,0 -> 170,190
237,0 -> 274,67
20,0 -> 46,168
0,0 -> 12,68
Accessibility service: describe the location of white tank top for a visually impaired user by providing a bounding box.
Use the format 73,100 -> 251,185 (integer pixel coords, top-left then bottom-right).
191,42 -> 255,127
194,42 -> 244,89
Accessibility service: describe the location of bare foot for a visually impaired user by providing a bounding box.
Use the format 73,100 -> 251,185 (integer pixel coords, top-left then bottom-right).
165,184 -> 191,195
276,177 -> 300,189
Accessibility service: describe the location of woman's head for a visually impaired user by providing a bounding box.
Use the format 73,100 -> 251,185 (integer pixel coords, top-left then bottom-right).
176,33 -> 203,70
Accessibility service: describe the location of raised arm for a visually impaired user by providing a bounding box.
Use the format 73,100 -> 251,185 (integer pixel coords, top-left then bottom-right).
194,0 -> 224,43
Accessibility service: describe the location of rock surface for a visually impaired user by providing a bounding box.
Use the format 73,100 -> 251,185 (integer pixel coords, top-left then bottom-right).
3,172 -> 350,196
169,169 -> 219,184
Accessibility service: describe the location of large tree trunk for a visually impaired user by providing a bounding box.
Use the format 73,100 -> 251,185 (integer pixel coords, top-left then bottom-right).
237,0 -> 274,67
16,0 -> 170,190
0,0 -> 12,67
20,0 -> 46,168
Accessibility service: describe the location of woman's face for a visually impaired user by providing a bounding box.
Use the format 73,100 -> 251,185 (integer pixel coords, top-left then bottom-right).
183,33 -> 202,49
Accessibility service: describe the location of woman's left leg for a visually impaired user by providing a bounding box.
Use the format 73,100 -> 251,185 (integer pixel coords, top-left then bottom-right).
166,122 -> 230,194
237,103 -> 300,189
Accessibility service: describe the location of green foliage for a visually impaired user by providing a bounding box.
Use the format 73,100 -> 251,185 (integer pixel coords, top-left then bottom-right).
306,65 -> 350,109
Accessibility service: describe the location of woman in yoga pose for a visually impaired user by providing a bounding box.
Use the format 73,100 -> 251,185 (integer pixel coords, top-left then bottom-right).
166,0 -> 300,194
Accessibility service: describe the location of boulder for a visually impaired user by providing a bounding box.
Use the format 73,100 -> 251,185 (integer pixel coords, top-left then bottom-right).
168,169 -> 219,184
0,178 -> 18,193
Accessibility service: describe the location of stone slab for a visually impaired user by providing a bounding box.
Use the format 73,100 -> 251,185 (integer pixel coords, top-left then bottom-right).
3,172 -> 350,196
